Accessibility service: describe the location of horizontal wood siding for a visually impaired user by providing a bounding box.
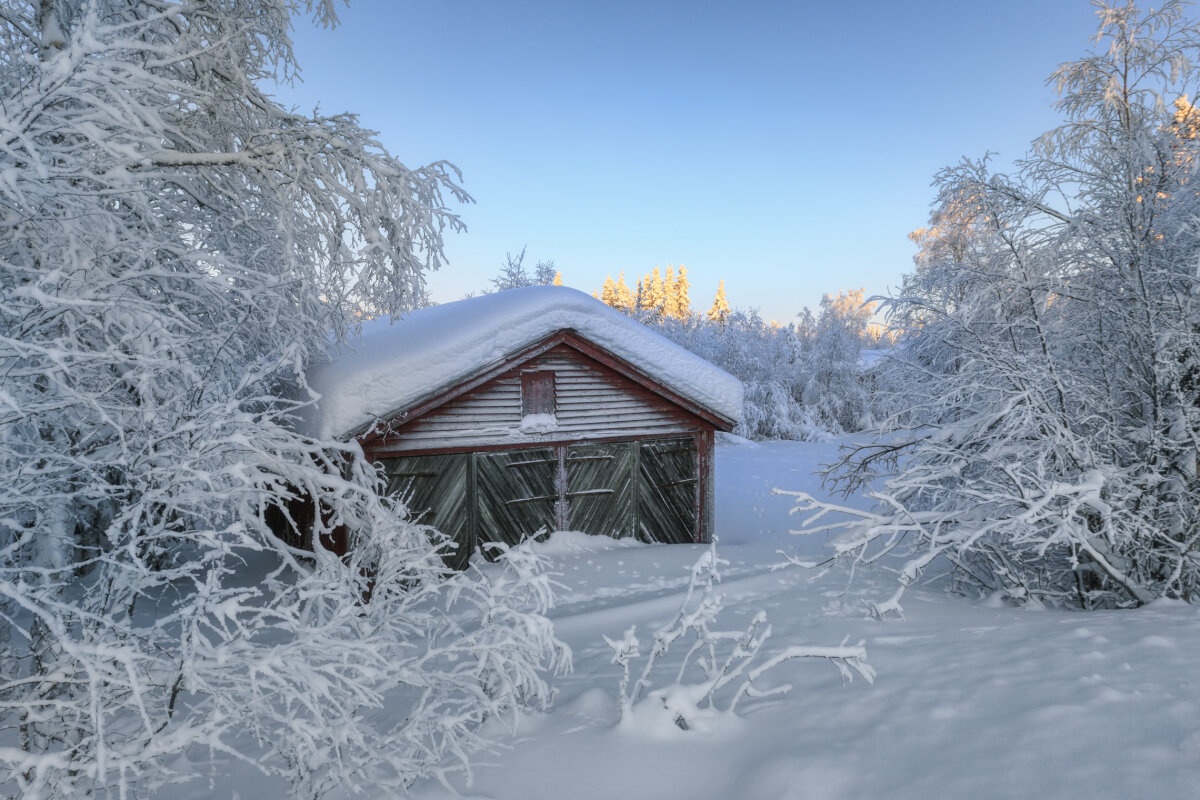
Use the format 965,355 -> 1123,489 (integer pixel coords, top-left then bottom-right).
373,344 -> 699,454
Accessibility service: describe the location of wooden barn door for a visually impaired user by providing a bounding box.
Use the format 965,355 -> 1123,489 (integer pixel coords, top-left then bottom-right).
380,453 -> 472,569
378,435 -> 701,565
475,447 -> 558,551
565,442 -> 636,538
637,437 -> 698,544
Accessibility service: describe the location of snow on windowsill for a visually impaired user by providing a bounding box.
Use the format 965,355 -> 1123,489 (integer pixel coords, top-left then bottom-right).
518,413 -> 559,434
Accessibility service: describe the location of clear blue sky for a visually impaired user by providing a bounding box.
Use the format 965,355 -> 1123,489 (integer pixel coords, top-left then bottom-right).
272,0 -> 1104,322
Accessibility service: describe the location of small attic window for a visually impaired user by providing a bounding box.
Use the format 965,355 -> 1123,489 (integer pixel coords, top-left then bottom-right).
521,370 -> 556,417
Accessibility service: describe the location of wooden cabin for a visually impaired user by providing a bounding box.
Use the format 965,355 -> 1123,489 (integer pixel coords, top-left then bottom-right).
310,287 -> 743,565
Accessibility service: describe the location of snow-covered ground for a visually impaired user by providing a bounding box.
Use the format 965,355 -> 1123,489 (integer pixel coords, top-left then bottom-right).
400,437 -> 1200,800
181,437 -> 1200,799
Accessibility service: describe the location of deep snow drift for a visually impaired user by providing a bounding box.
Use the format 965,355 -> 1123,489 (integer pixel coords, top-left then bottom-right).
178,437 -> 1200,799
404,437 -> 1200,800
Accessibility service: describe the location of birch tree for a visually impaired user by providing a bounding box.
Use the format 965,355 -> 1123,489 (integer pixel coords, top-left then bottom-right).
0,1 -> 564,796
788,0 -> 1200,611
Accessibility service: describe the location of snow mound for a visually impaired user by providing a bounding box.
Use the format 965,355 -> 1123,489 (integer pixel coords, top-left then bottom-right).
515,530 -> 649,555
311,286 -> 744,438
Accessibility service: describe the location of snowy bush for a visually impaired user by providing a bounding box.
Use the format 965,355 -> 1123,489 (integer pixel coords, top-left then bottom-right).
0,2 -> 565,796
639,294 -> 880,440
787,1 -> 1200,611
604,541 -> 872,733
800,290 -> 877,434
645,311 -> 828,440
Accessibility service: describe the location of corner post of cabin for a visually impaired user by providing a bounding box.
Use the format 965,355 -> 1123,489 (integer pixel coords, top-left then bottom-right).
697,428 -> 715,543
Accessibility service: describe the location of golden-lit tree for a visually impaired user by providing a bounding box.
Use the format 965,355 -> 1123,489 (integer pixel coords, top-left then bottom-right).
641,266 -> 665,314
613,272 -> 635,312
662,265 -> 677,316
595,266 -> 691,318
707,280 -> 731,323
674,265 -> 692,318
599,275 -> 619,307
823,288 -> 875,330
553,271 -> 563,286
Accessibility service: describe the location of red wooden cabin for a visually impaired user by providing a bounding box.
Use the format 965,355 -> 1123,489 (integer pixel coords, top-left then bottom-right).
310,287 -> 742,565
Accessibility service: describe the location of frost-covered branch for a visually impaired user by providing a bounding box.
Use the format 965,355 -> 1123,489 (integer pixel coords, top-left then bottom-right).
605,541 -> 872,733
790,2 -> 1200,613
0,2 -> 566,798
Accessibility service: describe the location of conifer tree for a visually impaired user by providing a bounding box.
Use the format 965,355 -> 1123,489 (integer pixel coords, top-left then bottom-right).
707,280 -> 731,324
674,265 -> 692,319
613,273 -> 635,312
553,271 -> 563,286
663,265 -> 678,317
599,274 -> 619,306
643,266 -> 665,315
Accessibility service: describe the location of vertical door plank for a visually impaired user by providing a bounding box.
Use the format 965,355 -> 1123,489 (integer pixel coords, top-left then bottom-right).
637,437 -> 698,544
475,448 -> 557,551
565,442 -> 636,538
380,453 -> 472,569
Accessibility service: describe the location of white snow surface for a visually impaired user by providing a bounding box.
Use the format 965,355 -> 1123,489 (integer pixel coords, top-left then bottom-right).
182,438 -> 1200,799
310,286 -> 744,438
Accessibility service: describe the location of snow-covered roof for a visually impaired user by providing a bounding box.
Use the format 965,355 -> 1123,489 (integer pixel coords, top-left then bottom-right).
310,286 -> 744,439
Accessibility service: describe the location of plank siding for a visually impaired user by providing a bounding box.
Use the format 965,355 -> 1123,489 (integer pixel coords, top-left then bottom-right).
353,330 -> 732,558
372,345 -> 699,454
375,437 -> 698,557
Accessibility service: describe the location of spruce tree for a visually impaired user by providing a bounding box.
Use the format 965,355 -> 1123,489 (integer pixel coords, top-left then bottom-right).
643,266 -> 665,315
674,265 -> 693,319
663,265 -> 678,317
614,273 -> 635,312
599,274 -> 619,306
707,280 -> 731,323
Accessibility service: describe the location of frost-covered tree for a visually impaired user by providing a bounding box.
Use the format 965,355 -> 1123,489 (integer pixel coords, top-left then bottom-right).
646,310 -> 829,440
707,280 -> 731,324
490,246 -> 560,291
491,246 -> 532,290
534,257 -> 558,285
594,273 -> 875,439
800,289 -> 875,434
790,0 -> 1200,610
663,265 -> 692,320
598,274 -> 619,306
642,266 -> 666,314
0,1 -> 564,797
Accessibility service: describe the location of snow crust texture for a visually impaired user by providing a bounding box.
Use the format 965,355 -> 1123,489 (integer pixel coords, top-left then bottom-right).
310,287 -> 744,438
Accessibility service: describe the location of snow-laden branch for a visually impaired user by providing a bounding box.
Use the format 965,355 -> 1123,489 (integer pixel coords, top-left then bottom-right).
0,2 -> 562,798
805,3 -> 1200,612
605,540 -> 872,733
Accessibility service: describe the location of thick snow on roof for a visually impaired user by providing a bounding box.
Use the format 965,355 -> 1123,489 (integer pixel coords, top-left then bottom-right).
311,286 -> 744,438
